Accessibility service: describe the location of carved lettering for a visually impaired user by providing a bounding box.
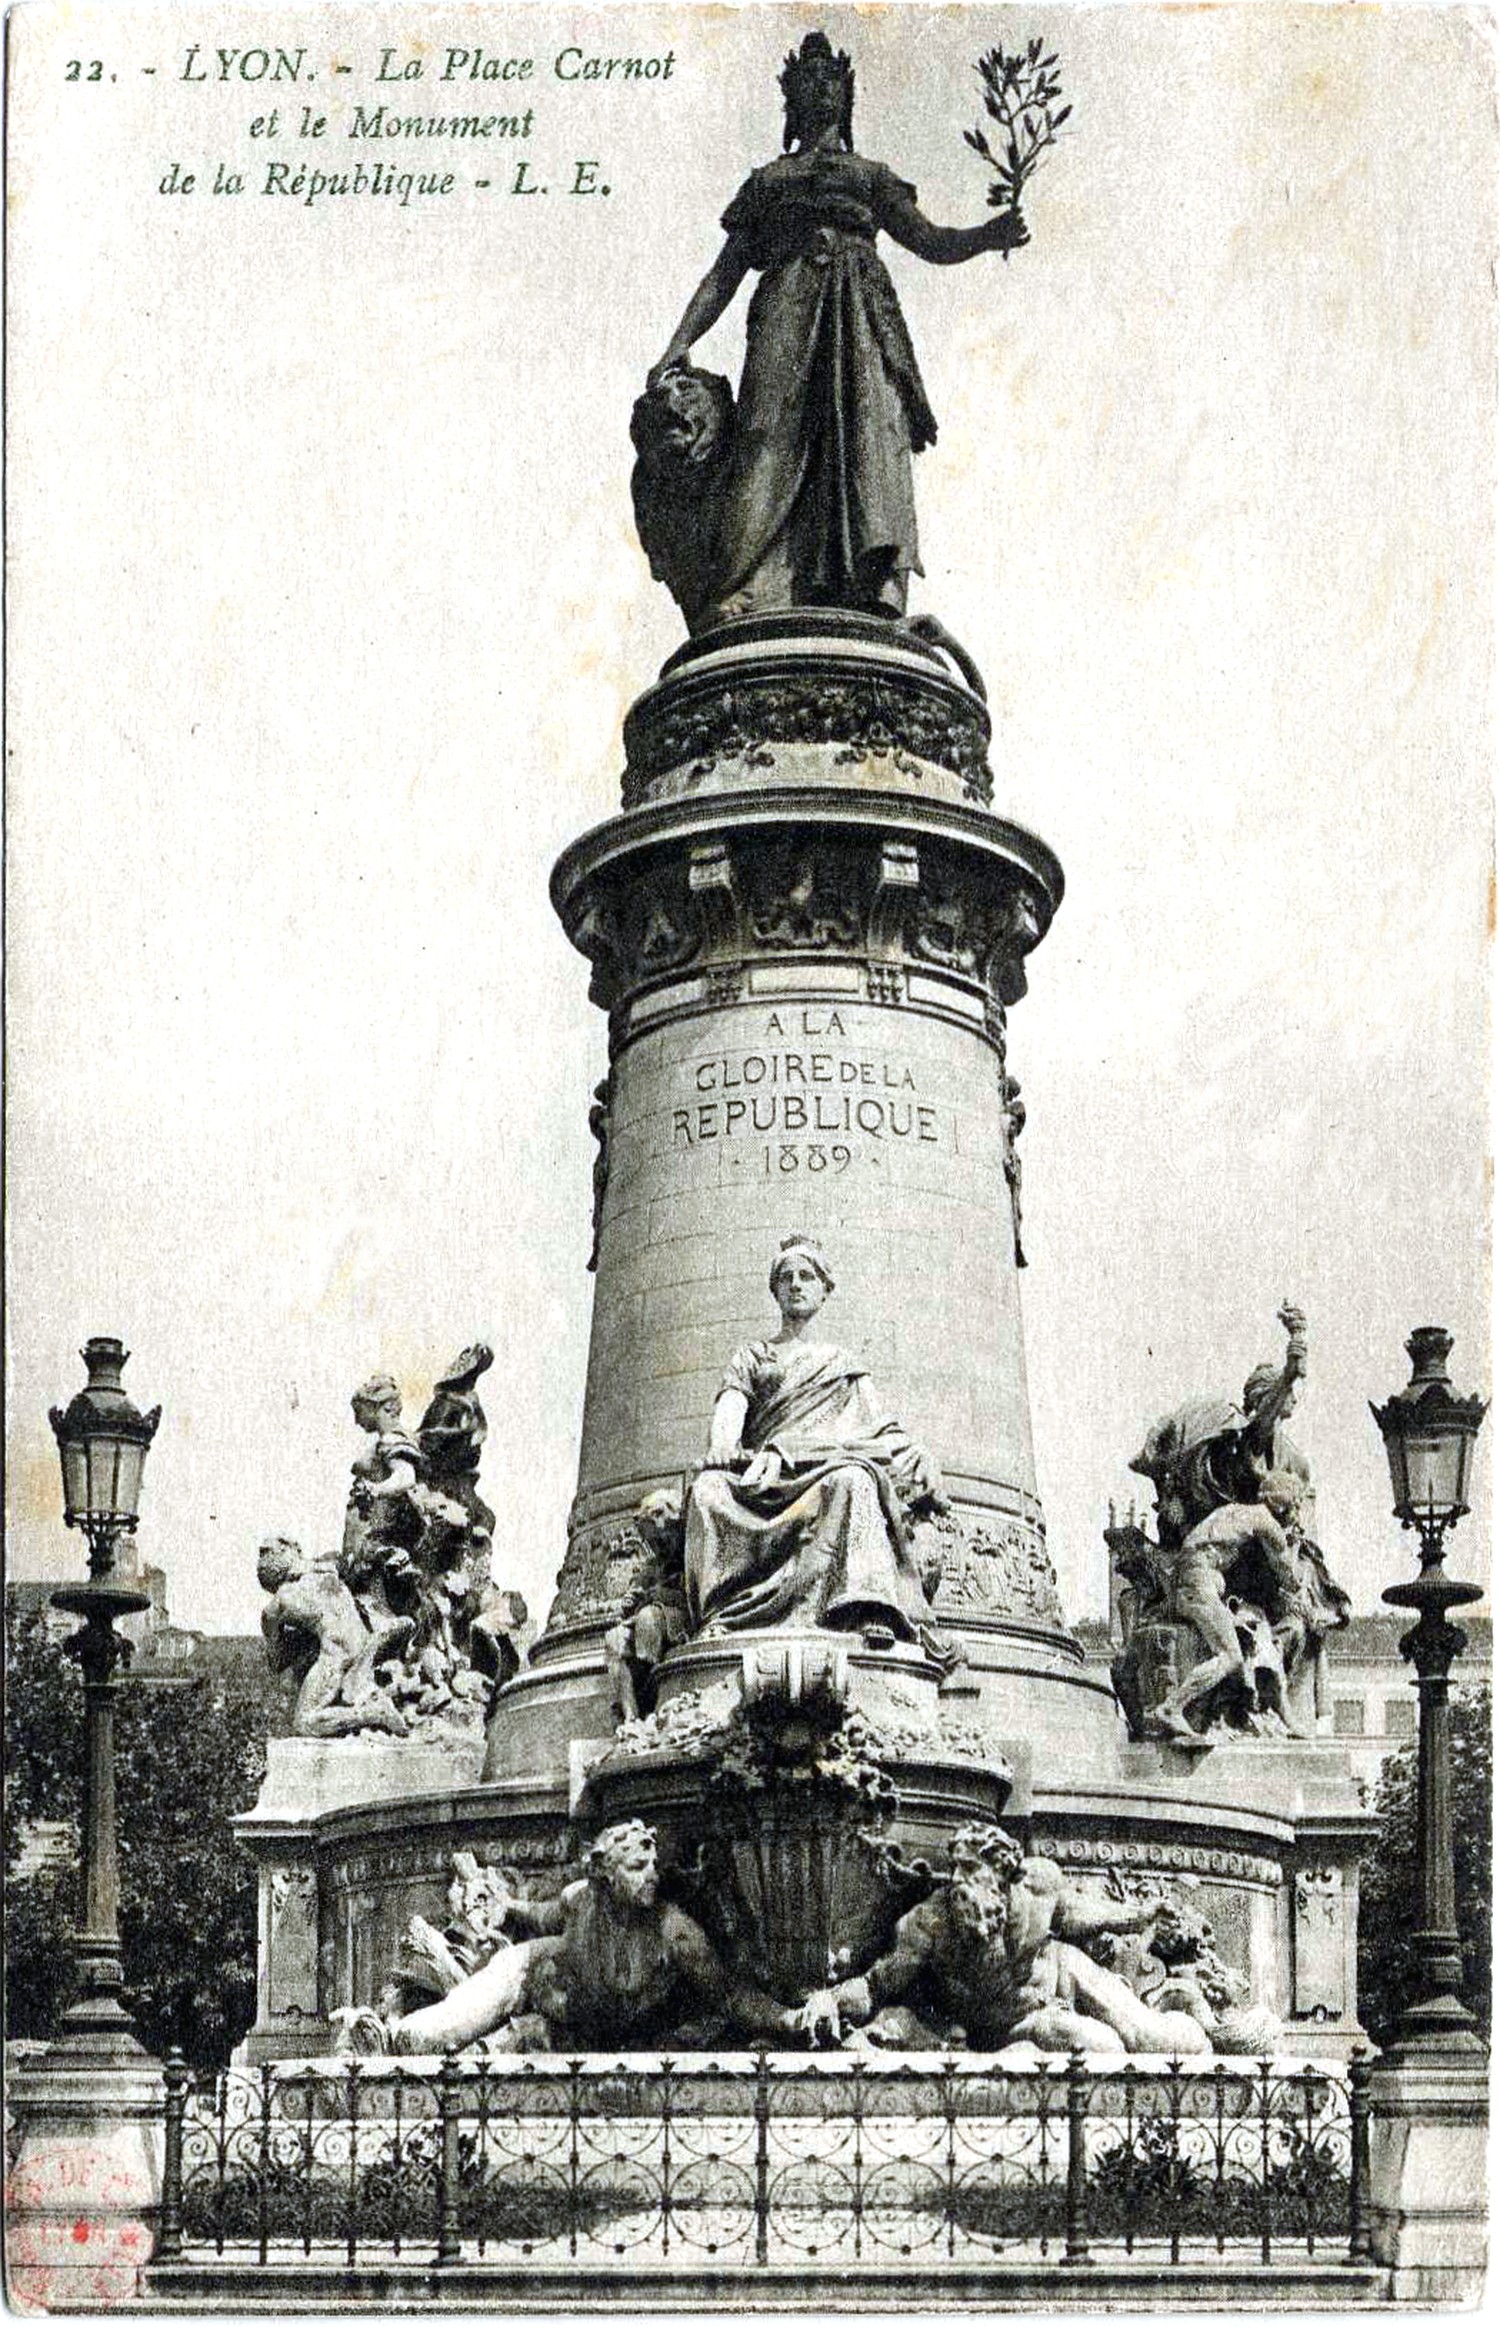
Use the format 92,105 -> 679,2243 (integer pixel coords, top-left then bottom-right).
670,1035 -> 947,1154
691,1050 -> 920,1095
672,1093 -> 948,1147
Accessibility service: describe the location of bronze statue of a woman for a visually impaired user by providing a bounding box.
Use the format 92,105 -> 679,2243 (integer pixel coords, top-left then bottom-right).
639,31 -> 1028,628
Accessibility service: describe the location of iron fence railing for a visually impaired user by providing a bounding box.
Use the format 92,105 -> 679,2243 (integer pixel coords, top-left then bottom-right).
156,2048 -> 1373,2276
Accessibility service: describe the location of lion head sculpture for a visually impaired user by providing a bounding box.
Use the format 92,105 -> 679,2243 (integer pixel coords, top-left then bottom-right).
630,365 -> 736,629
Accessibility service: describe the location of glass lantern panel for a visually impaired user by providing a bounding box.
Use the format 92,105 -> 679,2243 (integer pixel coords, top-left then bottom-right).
80,1434 -> 143,1521
1399,1429 -> 1465,1518
84,1435 -> 117,1517
112,1438 -> 146,1520
59,1439 -> 89,1522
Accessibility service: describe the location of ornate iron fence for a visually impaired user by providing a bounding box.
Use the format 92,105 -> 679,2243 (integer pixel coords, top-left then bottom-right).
157,2049 -> 1372,2276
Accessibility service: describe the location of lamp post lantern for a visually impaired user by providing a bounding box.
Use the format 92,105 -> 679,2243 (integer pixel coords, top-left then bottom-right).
45,1337 -> 161,2066
1370,1326 -> 1488,2057
6,1343 -> 167,2307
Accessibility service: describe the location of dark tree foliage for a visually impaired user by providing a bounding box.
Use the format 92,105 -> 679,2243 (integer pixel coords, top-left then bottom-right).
5,1606 -> 269,2069
1356,1683 -> 1491,2049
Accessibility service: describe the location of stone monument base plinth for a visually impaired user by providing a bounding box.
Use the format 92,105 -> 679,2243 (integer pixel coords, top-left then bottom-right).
6,2052 -> 164,2312
1369,2052 -> 1489,2303
234,1737 -> 567,2064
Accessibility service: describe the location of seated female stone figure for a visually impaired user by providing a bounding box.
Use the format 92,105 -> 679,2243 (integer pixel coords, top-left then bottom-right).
685,1236 -> 945,1643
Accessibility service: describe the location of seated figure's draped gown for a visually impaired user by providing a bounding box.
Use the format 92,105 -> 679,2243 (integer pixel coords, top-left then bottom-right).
714,151 -> 938,615
684,1337 -> 936,1640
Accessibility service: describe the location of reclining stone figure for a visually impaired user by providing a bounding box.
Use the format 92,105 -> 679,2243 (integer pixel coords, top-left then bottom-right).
335,1820 -> 835,2054
826,1824 -> 1213,2055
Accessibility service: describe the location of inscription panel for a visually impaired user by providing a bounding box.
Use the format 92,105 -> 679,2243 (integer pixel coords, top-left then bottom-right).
578,998 -> 1035,1519
672,1014 -> 946,1169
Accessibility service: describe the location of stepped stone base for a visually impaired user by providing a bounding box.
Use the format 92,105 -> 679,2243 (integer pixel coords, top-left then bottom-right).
1369,2053 -> 1489,2303
146,2258 -> 1391,2310
6,2061 -> 164,2312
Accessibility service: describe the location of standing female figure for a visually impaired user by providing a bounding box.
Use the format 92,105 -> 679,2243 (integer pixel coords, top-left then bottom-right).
649,31 -> 1028,622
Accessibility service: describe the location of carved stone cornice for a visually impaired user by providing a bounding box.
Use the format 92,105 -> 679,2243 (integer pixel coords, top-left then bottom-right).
553,799 -> 1061,1030
1033,1837 -> 1284,1888
325,1833 -> 578,1889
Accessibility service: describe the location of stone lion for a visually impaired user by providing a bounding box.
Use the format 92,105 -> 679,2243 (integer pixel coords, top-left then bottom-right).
629,365 -> 736,631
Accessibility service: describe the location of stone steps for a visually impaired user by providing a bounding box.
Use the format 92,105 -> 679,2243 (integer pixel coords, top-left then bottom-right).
149,2257 -> 1390,2310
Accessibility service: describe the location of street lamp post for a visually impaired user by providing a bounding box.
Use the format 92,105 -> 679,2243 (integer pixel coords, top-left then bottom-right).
45,1336 -> 161,2068
6,1342 -> 168,2306
1369,1326 -> 1488,2058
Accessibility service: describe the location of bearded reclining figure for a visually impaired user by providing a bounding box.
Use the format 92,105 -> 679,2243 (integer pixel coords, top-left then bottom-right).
334,1820 -> 836,2055
827,1825 -> 1214,2055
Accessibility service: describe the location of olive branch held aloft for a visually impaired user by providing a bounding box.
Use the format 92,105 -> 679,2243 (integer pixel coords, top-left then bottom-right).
965,35 -> 1070,226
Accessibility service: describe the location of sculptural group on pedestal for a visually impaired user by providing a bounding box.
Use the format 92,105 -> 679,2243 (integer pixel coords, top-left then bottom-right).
337,1803 -> 1279,2062
258,1345 -> 529,1743
1106,1305 -> 1351,1749
271,1265 -> 1291,2063
334,1513 -> 1281,2064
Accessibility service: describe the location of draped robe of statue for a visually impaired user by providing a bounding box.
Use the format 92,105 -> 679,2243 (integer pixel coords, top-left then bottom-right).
684,1337 -> 936,1640
713,152 -> 937,615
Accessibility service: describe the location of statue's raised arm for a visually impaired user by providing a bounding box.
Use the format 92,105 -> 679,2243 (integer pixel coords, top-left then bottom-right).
632,31 -> 1029,634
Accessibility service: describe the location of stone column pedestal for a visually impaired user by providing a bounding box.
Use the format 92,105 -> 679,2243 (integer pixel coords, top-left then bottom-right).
233,1733 -> 484,2061
1368,2051 -> 1489,2302
5,2054 -> 164,2312
487,609 -> 1070,1786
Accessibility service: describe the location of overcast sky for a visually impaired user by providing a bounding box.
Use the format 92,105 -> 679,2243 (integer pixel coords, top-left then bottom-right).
8,1 -> 1492,1637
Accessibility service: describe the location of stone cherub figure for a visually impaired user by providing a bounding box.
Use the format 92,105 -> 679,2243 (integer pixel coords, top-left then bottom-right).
683,1234 -> 950,1652
603,1487 -> 692,1723
341,1371 -> 431,1620
337,1820 -> 834,2055
257,1536 -> 411,1739
1135,1898 -> 1282,2057
1109,1305 -> 1351,1747
826,1823 -> 1213,2055
634,30 -> 1028,630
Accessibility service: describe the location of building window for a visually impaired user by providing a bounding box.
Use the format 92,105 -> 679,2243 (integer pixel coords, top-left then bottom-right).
1383,1697 -> 1416,1740
1332,1699 -> 1364,1737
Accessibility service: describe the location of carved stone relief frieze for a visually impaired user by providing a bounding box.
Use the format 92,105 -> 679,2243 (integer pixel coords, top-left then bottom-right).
915,1506 -> 1067,1630
747,846 -> 861,950
621,673 -> 994,807
546,1517 -> 657,1632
